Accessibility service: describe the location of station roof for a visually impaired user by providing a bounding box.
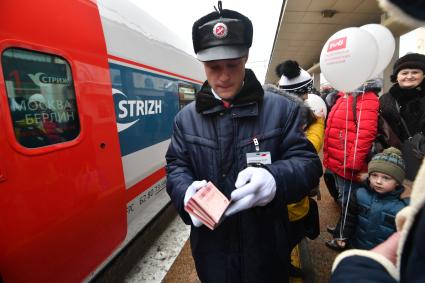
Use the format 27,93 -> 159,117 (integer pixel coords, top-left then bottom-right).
265,0 -> 412,85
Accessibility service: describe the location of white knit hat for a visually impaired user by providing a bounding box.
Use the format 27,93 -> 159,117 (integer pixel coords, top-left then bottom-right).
276,60 -> 313,94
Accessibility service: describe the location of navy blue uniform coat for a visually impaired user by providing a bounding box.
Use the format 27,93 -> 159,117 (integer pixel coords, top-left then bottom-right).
166,70 -> 322,283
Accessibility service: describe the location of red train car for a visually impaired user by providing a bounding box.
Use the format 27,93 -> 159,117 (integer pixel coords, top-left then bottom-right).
0,0 -> 204,282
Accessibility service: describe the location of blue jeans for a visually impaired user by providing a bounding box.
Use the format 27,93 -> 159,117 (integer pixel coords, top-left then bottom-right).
333,173 -> 361,207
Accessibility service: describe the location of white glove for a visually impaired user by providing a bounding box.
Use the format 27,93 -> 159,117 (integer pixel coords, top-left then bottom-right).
225,167 -> 276,217
184,180 -> 207,227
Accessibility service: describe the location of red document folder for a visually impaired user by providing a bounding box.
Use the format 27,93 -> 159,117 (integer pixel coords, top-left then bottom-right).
184,181 -> 230,230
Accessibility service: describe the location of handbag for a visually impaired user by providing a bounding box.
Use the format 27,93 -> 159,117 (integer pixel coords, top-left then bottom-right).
398,105 -> 425,180
401,133 -> 425,180
377,115 -> 402,150
406,132 -> 425,159
399,113 -> 425,159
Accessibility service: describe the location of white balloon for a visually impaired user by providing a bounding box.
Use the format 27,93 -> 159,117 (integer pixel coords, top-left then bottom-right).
361,24 -> 395,78
320,27 -> 378,92
306,93 -> 327,118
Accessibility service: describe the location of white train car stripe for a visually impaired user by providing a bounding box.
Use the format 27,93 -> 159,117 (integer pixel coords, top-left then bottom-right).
122,139 -> 169,189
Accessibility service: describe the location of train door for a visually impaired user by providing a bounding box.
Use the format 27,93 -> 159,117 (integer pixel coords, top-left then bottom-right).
0,1 -> 126,282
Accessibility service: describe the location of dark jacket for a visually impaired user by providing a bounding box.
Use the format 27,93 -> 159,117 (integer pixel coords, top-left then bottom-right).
330,165 -> 425,283
379,81 -> 425,143
378,81 -> 425,180
165,69 -> 322,283
334,184 -> 409,249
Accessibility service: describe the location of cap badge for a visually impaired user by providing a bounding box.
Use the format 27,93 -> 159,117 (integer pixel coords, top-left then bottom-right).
213,22 -> 228,39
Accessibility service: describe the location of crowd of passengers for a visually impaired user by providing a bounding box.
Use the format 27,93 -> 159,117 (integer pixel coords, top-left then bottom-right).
274,52 -> 425,278
166,2 -> 425,282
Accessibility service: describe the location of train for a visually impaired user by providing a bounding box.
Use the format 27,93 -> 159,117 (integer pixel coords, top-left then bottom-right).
0,0 -> 205,282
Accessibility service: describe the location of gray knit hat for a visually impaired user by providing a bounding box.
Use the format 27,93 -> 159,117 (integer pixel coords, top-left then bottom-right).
368,147 -> 406,184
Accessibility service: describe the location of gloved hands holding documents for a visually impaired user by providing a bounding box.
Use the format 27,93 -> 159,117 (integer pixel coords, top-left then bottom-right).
184,180 -> 208,227
225,167 -> 276,217
184,167 -> 276,225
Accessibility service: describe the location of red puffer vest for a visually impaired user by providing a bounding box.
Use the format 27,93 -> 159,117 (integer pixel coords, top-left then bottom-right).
323,91 -> 379,180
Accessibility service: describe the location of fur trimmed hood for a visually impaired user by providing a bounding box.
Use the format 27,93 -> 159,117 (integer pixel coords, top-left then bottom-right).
378,0 -> 425,28
263,84 -> 304,105
264,84 -> 315,128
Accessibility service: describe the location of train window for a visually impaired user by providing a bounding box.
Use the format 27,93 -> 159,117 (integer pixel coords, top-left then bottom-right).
110,68 -> 122,87
178,83 -> 196,109
132,72 -> 174,91
1,48 -> 80,148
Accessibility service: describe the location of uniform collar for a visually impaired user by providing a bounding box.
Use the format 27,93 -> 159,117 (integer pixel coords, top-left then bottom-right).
195,69 -> 264,113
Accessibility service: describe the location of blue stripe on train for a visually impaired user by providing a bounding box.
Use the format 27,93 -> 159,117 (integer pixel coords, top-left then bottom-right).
109,63 -> 182,157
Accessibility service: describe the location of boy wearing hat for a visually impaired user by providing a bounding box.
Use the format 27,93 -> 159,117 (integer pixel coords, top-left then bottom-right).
165,2 -> 322,282
326,147 -> 409,251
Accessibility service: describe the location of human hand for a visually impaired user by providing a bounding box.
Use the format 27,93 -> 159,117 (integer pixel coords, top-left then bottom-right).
355,172 -> 369,183
371,231 -> 400,265
184,180 -> 207,227
225,167 -> 276,217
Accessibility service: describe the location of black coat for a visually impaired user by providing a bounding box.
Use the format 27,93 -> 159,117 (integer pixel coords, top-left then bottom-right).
165,70 -> 322,283
378,81 -> 425,180
379,81 -> 425,143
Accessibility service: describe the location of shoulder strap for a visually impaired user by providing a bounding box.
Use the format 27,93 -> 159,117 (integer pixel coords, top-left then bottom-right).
395,101 -> 413,139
